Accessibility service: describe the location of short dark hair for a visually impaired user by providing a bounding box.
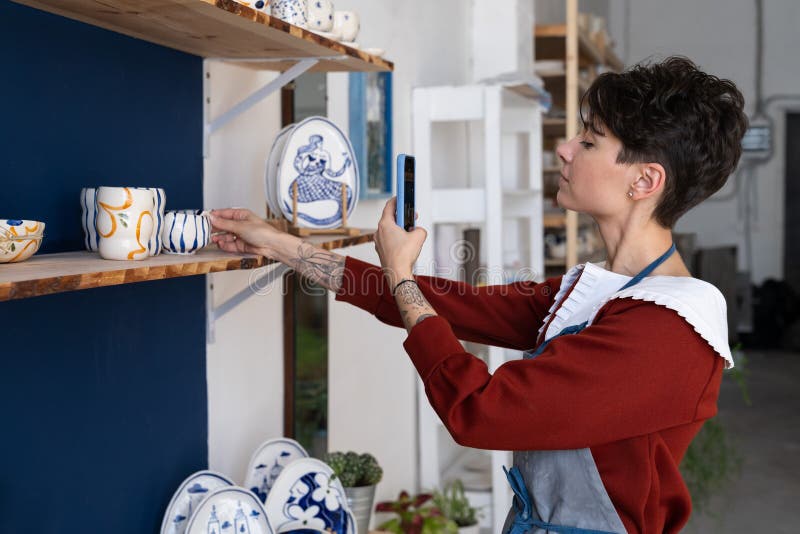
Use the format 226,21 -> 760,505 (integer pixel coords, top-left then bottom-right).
580,56 -> 748,228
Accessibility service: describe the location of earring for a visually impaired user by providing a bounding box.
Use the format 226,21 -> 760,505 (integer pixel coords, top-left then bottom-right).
627,190 -> 634,198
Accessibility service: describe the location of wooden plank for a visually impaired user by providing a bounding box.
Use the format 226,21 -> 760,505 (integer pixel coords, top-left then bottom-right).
11,0 -> 393,72
535,23 -> 619,71
0,230 -> 375,301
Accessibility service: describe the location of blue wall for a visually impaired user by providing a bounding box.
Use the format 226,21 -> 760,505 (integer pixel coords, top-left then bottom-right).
0,3 -> 207,532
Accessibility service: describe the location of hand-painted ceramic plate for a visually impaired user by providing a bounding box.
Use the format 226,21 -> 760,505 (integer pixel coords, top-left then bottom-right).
265,458 -> 356,534
266,123 -> 296,217
185,486 -> 274,534
277,116 -> 359,228
244,438 -> 309,504
161,470 -> 235,534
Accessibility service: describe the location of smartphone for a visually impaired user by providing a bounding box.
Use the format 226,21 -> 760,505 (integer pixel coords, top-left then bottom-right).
396,154 -> 415,231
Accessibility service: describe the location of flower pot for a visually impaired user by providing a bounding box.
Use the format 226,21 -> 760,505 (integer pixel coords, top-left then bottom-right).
344,484 -> 376,534
458,524 -> 480,534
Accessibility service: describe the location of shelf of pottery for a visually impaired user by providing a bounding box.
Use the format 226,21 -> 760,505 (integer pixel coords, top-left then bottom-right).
412,83 -> 547,533
535,6 -> 623,276
161,437 -> 369,534
1,0 -> 393,302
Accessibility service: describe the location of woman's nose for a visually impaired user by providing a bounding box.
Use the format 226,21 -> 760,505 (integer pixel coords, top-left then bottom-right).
556,139 -> 573,164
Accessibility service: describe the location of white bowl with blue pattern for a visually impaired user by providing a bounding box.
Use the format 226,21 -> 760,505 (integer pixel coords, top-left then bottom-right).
265,457 -> 356,534
160,470 -> 234,534
162,210 -> 211,255
185,486 -> 274,534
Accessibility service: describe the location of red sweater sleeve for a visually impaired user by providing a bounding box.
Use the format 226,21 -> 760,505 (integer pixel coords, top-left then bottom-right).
334,255 -> 561,351
402,297 -> 723,451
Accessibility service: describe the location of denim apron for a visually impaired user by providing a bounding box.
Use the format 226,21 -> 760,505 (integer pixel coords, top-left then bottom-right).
502,243 -> 677,534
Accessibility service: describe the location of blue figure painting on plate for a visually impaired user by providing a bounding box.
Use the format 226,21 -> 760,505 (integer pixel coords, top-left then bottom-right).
283,134 -> 353,227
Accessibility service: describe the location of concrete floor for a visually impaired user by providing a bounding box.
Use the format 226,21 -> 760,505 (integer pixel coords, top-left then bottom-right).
684,350 -> 800,533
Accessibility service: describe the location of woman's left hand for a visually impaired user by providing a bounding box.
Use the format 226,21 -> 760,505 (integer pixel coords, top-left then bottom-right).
375,196 -> 426,287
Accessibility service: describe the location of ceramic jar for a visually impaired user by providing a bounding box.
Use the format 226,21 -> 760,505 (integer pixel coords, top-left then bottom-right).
307,0 -> 334,31
271,0 -> 308,27
333,10 -> 359,42
80,187 -> 100,252
144,187 -> 166,256
96,186 -> 155,261
162,210 -> 211,255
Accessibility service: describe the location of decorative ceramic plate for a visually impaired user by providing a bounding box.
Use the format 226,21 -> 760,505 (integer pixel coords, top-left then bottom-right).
277,116 -> 359,228
160,470 -> 235,534
265,458 -> 356,534
266,123 -> 296,216
185,486 -> 274,534
244,438 -> 309,504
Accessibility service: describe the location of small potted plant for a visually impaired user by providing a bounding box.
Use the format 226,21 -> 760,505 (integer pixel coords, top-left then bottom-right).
374,490 -> 458,534
325,451 -> 384,532
433,480 -> 481,534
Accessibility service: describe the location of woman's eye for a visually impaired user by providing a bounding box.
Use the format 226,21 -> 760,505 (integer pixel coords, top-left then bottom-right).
580,141 -> 594,149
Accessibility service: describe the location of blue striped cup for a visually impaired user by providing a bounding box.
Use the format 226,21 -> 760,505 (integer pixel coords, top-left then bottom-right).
162,210 -> 210,255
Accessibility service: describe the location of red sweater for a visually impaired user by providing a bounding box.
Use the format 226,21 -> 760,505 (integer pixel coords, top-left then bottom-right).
334,256 -> 724,534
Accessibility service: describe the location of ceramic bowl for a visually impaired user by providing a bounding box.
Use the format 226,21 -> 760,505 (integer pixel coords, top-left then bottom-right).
0,219 -> 45,263
307,0 -> 334,32
333,10 -> 359,42
162,210 -> 211,255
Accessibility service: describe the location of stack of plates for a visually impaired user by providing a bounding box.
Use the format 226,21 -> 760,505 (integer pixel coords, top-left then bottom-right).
161,438 -> 356,534
265,116 -> 360,229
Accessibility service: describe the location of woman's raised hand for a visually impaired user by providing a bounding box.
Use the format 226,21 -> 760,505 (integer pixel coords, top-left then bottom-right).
208,208 -> 284,257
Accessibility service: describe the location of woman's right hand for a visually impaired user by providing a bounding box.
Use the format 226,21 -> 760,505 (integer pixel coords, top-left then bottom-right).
208,208 -> 285,257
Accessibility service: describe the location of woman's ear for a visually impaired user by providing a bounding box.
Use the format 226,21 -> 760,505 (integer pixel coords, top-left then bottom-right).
632,163 -> 666,197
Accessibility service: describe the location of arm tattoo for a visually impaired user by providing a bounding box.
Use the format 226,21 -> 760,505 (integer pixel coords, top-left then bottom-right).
291,242 -> 346,292
395,280 -> 427,308
394,281 -> 438,332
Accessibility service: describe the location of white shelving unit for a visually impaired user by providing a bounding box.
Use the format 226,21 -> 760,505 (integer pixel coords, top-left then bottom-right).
412,83 -> 545,532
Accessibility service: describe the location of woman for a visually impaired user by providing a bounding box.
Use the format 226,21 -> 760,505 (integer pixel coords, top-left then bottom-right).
209,56 -> 748,533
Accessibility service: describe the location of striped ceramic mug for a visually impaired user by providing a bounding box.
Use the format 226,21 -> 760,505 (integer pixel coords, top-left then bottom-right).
143,188 -> 166,256
162,210 -> 211,255
80,187 -> 100,252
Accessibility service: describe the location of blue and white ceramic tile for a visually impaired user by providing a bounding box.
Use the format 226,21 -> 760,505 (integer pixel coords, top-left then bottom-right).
265,124 -> 296,217
277,116 -> 359,229
265,458 -> 356,534
185,487 -> 274,534
244,438 -> 308,504
160,470 -> 234,534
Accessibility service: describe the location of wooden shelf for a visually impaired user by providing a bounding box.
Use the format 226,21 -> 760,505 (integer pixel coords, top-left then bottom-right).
536,70 -> 593,96
535,23 -> 622,71
12,0 -> 393,72
0,230 -> 374,301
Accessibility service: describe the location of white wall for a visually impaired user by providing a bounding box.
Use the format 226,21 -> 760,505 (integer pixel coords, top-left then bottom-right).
203,0 -> 474,505
205,62 -> 286,482
607,0 -> 799,284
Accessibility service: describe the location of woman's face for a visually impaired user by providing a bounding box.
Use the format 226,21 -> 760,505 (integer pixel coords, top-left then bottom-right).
555,125 -> 639,218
